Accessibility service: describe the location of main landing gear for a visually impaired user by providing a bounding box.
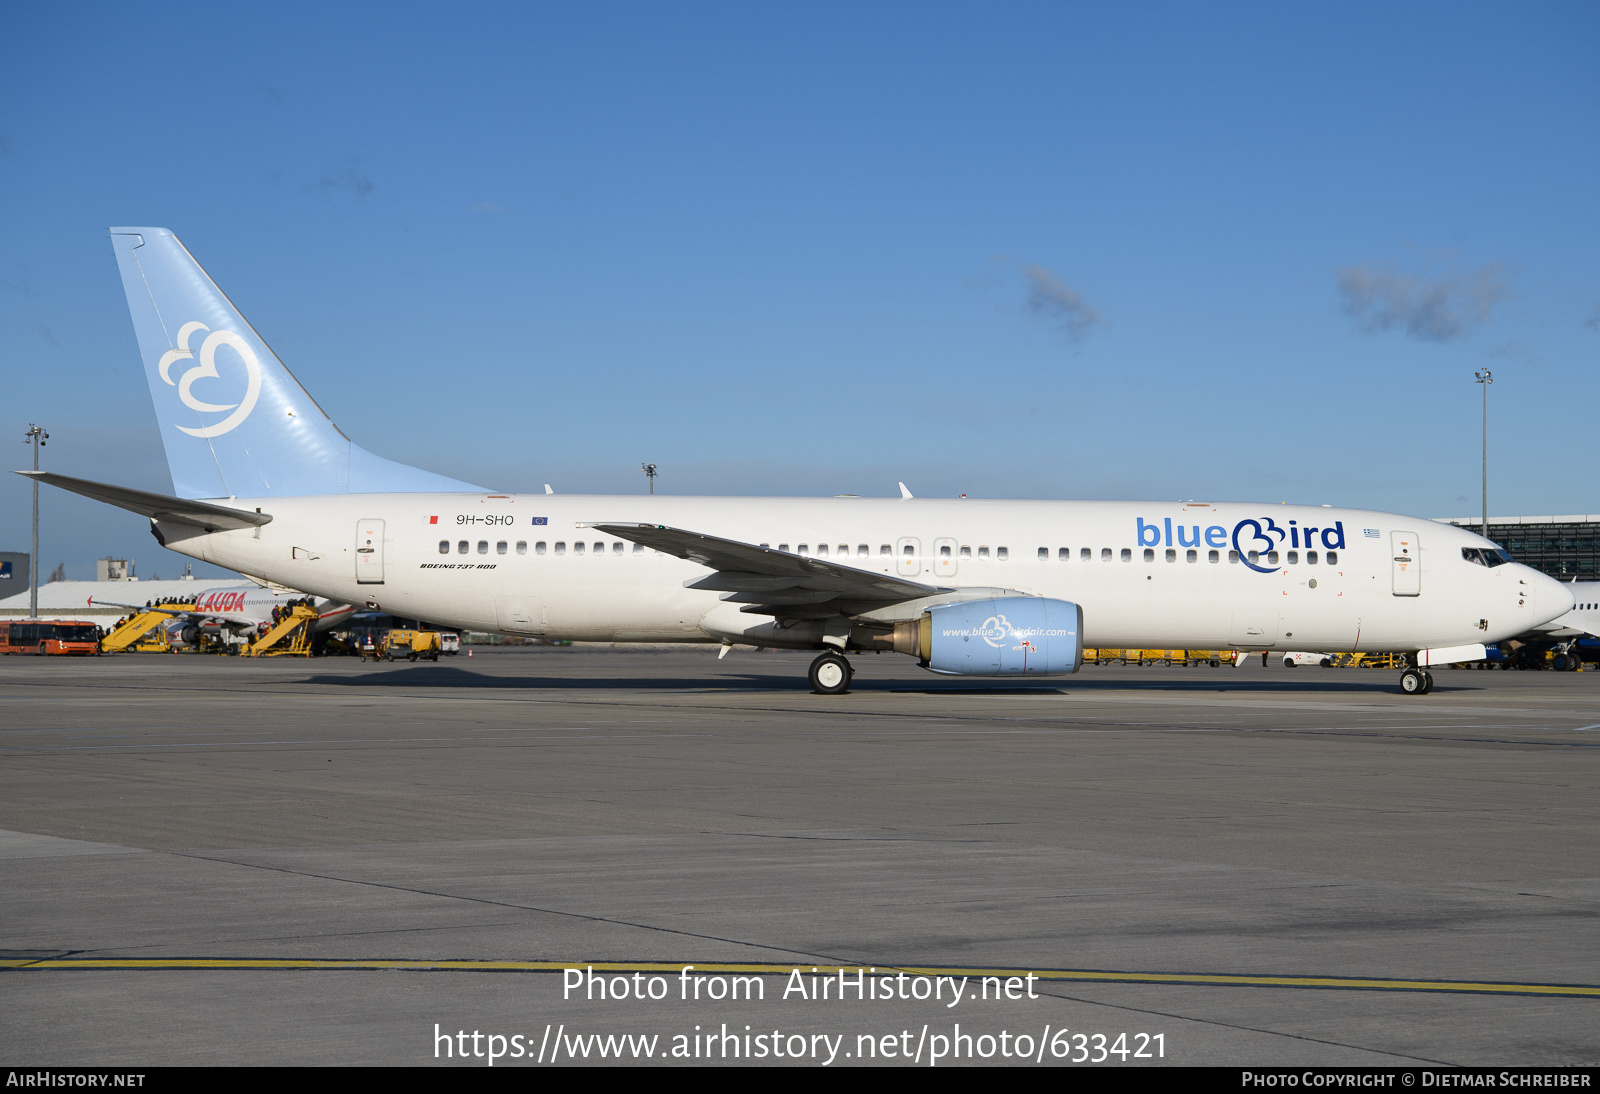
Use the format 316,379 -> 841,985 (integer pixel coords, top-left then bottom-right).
808,651 -> 853,695
1399,668 -> 1434,695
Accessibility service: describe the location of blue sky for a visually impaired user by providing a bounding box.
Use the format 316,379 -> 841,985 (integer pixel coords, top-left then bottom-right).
2,1 -> 1597,580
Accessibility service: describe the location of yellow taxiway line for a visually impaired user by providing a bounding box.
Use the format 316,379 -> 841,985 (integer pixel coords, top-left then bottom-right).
2,959 -> 1597,997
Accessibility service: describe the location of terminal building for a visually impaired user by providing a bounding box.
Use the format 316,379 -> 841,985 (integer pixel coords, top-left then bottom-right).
1439,515 -> 1600,580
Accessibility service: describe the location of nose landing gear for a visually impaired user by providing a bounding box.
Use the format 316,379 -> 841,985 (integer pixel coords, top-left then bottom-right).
808,651 -> 853,695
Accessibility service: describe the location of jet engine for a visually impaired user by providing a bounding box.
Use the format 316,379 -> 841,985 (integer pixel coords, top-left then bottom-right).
885,596 -> 1083,676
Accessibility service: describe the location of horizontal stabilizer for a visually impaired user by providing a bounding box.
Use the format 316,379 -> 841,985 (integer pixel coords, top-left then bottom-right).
17,471 -> 272,531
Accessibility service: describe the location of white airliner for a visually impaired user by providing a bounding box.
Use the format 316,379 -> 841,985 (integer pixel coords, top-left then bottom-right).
20,228 -> 1574,694
90,585 -> 352,647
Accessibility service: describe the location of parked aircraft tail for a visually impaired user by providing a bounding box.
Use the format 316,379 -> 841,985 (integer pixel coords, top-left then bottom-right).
108,227 -> 482,499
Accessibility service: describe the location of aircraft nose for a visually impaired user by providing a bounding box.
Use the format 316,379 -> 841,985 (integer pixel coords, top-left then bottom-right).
1526,568 -> 1575,624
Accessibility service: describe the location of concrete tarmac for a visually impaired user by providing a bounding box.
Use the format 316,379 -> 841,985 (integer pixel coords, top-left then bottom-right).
1,647 -> 1596,1066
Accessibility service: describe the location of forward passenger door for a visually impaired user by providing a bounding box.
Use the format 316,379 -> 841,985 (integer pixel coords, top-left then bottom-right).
1391,531 -> 1420,596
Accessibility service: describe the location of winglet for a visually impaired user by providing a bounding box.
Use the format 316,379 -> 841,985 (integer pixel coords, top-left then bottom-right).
898,482 -> 913,500
544,484 -> 555,495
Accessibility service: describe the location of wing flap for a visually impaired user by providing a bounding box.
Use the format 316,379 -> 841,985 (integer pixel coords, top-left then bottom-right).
586,522 -> 943,612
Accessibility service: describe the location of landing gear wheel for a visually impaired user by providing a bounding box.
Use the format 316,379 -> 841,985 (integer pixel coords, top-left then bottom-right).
809,652 -> 852,695
1400,669 -> 1430,695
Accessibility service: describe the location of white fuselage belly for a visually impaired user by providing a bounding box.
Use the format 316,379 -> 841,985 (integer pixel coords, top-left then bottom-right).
160,494 -> 1553,653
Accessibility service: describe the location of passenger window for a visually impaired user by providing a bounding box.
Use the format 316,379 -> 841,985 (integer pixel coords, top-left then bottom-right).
536,542 -> 547,555
1165,548 -> 1176,562
593,542 -> 603,555
1307,551 -> 1318,564
799,545 -> 809,556
858,545 -> 869,558
816,544 -> 828,557
634,543 -> 644,554
497,541 -> 508,555
960,546 -> 971,559
880,545 -> 891,556
1058,548 -> 1069,561
1326,551 -> 1338,564
1143,548 -> 1155,562
1101,548 -> 1111,561
457,540 -> 469,554
779,544 -> 790,553
574,542 -> 585,556
613,542 -> 623,555
978,546 -> 990,560
1286,551 -> 1298,564
477,540 -> 489,555
1228,550 -> 1239,564
554,542 -> 566,555
1082,548 -> 1091,561
1267,551 -> 1279,564
997,547 -> 1009,560
940,545 -> 951,558
1208,550 -> 1219,563
516,541 -> 527,555
438,540 -> 449,555
1247,551 -> 1259,563
1121,548 -> 1132,562
837,545 -> 847,557
1186,549 -> 1197,563
1038,547 -> 1048,561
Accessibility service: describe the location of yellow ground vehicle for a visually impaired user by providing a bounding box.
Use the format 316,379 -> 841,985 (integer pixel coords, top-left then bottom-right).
382,629 -> 442,662
100,604 -> 187,653
1084,648 -> 1236,666
244,605 -> 317,657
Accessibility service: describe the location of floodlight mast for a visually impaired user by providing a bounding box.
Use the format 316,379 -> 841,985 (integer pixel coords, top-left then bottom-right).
22,423 -> 47,619
642,463 -> 658,495
1474,369 -> 1492,539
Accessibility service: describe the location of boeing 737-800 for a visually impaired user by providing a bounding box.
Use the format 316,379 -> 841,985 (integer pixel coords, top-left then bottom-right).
20,228 -> 1574,694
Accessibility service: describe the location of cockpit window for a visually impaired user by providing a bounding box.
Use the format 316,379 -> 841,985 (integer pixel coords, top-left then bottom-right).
1462,547 -> 1513,568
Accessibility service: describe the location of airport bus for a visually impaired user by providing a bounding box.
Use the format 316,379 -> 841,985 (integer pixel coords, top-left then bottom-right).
0,621 -> 103,655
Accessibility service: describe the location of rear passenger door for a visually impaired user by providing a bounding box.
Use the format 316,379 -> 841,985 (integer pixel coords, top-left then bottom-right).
355,519 -> 385,584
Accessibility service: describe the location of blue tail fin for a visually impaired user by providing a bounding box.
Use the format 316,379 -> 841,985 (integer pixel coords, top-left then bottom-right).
109,227 -> 483,499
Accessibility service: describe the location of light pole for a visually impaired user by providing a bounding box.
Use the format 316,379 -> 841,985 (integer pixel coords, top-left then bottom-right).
642,463 -> 657,495
1474,369 -> 1491,540
22,424 -> 48,619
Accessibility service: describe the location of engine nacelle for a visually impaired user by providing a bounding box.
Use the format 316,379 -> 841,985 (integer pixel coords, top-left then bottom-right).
888,596 -> 1083,676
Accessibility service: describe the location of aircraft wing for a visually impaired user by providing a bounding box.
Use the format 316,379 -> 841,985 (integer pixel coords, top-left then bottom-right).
585,522 -> 946,617
88,599 -> 258,631
89,598 -> 190,616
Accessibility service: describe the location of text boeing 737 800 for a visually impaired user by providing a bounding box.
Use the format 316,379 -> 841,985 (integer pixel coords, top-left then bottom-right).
19,228 -> 1574,694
